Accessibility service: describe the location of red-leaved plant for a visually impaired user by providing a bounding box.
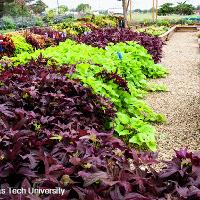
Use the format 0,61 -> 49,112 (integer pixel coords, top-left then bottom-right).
0,34 -> 15,58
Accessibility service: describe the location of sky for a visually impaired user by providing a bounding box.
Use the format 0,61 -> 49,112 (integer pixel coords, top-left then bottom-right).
42,0 -> 199,10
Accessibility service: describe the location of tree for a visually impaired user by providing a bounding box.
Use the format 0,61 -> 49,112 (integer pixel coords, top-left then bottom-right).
158,3 -> 174,16
58,5 -> 68,14
30,0 -> 47,14
43,8 -> 56,23
134,9 -> 142,13
76,3 -> 91,13
3,1 -> 29,16
175,1 -> 195,15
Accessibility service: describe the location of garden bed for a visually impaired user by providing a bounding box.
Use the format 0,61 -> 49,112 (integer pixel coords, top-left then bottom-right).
175,25 -> 198,32
158,25 -> 176,42
1,18 -> 200,199
159,25 -> 198,42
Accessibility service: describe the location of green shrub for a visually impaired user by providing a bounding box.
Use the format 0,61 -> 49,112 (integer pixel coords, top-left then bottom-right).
35,17 -> 44,27
156,19 -> 171,27
53,21 -> 91,36
137,25 -> 169,36
91,15 -> 117,27
0,16 -> 16,30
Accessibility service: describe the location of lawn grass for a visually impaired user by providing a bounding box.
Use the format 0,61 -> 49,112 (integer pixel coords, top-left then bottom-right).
128,12 -> 199,23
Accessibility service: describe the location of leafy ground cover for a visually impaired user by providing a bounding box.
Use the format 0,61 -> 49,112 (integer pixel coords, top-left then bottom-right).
90,15 -> 117,28
53,21 -> 96,36
4,39 -> 167,151
137,25 -> 170,36
6,31 -> 58,51
0,26 -> 165,64
10,35 -> 34,56
0,60 -> 200,199
52,15 -> 117,36
76,28 -> 164,63
0,31 -> 58,58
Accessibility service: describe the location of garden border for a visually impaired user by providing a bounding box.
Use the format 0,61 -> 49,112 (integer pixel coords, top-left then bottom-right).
159,25 -> 199,42
158,25 -> 177,42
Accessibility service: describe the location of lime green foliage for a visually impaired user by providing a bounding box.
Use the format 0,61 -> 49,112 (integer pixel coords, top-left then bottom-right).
91,15 -> 117,27
11,35 -> 34,56
9,40 -> 167,151
156,19 -> 171,27
145,83 -> 167,92
137,26 -> 169,36
52,15 -> 117,36
53,21 -> 91,36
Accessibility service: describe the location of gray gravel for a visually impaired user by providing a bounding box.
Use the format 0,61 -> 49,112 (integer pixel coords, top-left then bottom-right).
146,32 -> 200,161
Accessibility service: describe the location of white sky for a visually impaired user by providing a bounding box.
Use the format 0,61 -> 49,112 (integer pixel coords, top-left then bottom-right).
42,0 -> 199,10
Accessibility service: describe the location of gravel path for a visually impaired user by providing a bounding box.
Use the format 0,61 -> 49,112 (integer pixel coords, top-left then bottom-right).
146,32 -> 200,161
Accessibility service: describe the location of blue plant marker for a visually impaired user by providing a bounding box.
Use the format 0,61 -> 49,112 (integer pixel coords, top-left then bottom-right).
0,44 -> 3,52
0,40 -> 3,53
117,52 -> 122,60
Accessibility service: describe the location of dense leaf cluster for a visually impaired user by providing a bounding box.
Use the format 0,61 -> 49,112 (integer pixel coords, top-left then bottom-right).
29,27 -> 68,44
26,33 -> 56,49
0,34 -> 15,58
11,35 -> 34,56
53,21 -> 93,36
7,40 -> 167,150
137,25 -> 169,36
52,15 -> 117,36
0,61 -> 200,199
96,69 -> 129,92
76,28 -> 164,63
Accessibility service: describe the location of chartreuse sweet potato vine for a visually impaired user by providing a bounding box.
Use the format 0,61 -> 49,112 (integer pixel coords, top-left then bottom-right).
3,39 -> 167,151
11,35 -> 34,56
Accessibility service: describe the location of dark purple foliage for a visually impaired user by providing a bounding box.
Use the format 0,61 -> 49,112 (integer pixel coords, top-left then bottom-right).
96,70 -> 129,92
76,28 -> 164,63
157,149 -> 200,200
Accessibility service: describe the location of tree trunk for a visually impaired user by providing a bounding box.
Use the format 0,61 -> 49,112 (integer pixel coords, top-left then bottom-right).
152,0 -> 155,21
0,0 -> 3,18
156,0 -> 158,21
122,0 -> 128,27
130,0 -> 132,21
